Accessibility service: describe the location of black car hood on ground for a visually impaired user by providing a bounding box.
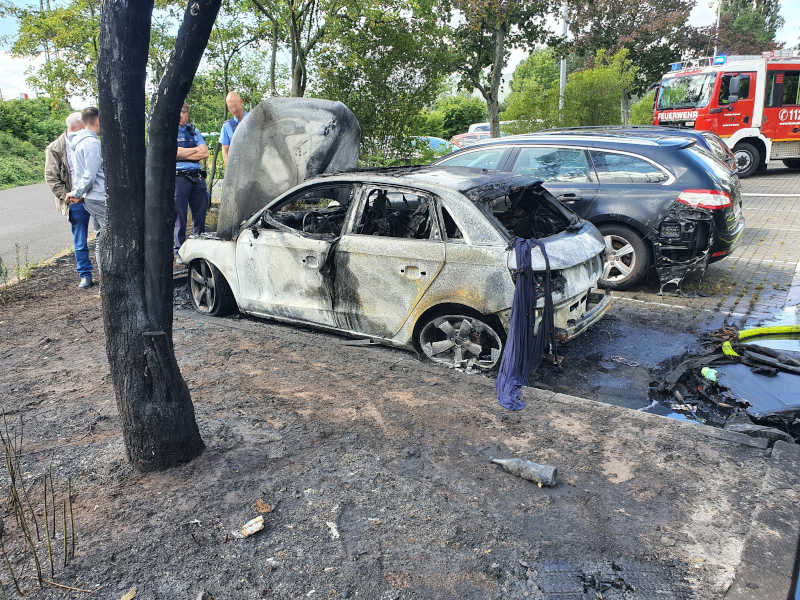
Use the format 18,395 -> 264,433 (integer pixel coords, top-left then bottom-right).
216,98 -> 361,240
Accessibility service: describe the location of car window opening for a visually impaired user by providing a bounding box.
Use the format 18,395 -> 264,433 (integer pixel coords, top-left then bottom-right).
441,205 -> 464,240
267,185 -> 354,238
487,186 -> 572,239
355,188 -> 438,239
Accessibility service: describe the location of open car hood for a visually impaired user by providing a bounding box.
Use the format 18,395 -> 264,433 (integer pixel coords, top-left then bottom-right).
216,98 -> 361,239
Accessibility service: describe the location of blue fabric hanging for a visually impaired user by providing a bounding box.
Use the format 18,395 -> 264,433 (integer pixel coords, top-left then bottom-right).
496,237 -> 556,410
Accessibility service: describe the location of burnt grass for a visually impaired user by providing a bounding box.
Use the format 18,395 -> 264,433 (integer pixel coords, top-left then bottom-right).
0,255 -> 769,599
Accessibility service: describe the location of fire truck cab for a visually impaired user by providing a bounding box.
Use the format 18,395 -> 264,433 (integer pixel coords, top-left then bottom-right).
653,51 -> 800,177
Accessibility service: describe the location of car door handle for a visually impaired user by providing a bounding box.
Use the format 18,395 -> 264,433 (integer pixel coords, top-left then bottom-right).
400,265 -> 425,279
558,193 -> 580,202
301,255 -> 319,268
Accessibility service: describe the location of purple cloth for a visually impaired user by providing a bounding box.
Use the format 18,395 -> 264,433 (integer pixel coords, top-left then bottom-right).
496,238 -> 555,410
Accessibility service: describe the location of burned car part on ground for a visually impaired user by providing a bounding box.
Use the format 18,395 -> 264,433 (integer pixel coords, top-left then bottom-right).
654,329 -> 800,443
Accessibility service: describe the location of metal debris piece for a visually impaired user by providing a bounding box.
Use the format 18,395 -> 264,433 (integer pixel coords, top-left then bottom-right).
231,515 -> 264,539
611,354 -> 639,367
490,457 -> 557,487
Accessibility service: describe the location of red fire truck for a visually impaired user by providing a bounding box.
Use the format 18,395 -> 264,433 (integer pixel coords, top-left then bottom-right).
653,51 -> 800,177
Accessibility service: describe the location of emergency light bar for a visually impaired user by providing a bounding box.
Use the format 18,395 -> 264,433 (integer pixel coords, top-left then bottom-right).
713,55 -> 726,65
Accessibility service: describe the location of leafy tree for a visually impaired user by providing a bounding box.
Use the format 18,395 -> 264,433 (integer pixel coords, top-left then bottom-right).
0,0 -> 100,102
448,0 -> 550,137
630,90 -> 656,125
565,0 -> 704,94
414,94 -> 487,140
98,0 -> 221,472
503,49 -> 637,129
314,0 -> 452,160
712,0 -> 784,54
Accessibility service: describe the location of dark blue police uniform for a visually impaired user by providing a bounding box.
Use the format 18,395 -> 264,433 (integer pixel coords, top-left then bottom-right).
174,123 -> 208,251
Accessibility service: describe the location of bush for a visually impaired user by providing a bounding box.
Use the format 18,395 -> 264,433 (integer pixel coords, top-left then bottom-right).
630,90 -> 656,125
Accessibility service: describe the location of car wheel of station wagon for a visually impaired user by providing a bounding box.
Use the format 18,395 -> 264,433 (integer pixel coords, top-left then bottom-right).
189,259 -> 236,316
733,142 -> 760,178
418,313 -> 504,371
783,158 -> 800,170
597,224 -> 649,290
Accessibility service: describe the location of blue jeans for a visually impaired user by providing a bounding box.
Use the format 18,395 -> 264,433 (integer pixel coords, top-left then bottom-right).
174,172 -> 208,251
69,202 -> 92,278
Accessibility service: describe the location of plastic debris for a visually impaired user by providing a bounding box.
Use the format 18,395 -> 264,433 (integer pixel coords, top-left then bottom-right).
700,367 -> 718,382
121,588 -> 137,600
490,457 -> 557,487
231,515 -> 264,539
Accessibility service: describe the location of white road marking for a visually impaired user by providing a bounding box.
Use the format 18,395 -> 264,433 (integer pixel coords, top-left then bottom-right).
612,295 -> 750,318
742,193 -> 800,197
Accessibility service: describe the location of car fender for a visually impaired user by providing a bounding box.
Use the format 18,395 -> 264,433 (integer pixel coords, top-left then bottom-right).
178,237 -> 241,304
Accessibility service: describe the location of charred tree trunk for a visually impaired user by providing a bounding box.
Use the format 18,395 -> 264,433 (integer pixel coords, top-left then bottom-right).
98,0 -> 221,472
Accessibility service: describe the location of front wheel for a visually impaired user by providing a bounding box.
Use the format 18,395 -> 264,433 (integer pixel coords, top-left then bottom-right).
733,142 -> 761,178
597,224 -> 649,290
189,259 -> 236,316
783,158 -> 800,170
418,313 -> 504,371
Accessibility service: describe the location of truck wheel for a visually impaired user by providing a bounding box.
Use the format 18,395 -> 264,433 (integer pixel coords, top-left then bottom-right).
597,224 -> 649,290
783,158 -> 800,170
733,142 -> 760,178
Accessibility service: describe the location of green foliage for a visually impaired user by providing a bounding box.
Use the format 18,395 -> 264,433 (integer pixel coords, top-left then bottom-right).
716,0 -> 784,53
1,0 -> 100,101
414,95 -> 487,140
0,98 -> 71,189
630,90 -> 656,125
314,0 -> 452,161
502,48 -> 638,129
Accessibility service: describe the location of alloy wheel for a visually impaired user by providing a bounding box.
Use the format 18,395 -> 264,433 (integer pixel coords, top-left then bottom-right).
419,315 -> 502,370
602,234 -> 637,283
190,260 -> 217,313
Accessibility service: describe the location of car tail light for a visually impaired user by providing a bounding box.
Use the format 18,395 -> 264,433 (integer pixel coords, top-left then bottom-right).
676,189 -> 732,210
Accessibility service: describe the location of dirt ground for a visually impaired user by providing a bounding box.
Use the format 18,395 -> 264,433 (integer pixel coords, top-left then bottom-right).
1,254 -> 799,600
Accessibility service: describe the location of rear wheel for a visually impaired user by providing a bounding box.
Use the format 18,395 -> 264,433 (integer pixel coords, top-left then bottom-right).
733,142 -> 761,178
783,158 -> 800,170
418,313 -> 504,371
597,224 -> 649,290
189,259 -> 236,316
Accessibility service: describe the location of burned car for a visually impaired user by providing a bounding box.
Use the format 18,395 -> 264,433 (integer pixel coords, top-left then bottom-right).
179,98 -> 609,370
180,167 -> 610,370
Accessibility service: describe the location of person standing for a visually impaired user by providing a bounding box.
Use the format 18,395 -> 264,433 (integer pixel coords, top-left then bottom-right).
174,103 -> 209,259
66,107 -> 106,286
45,112 -> 94,288
220,91 -> 247,165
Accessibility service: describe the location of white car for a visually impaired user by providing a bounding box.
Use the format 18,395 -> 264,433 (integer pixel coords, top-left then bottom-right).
179,166 -> 611,370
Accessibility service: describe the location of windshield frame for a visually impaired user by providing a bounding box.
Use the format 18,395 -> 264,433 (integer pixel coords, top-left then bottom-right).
658,73 -> 717,110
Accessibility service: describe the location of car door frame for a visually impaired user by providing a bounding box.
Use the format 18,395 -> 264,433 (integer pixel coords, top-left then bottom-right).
234,182 -> 359,326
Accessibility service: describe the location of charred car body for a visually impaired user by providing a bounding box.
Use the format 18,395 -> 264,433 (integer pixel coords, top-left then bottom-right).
435,132 -> 745,291
178,97 -> 609,370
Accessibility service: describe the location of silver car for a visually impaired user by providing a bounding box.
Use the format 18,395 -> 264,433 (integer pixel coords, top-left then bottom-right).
179,166 -> 611,370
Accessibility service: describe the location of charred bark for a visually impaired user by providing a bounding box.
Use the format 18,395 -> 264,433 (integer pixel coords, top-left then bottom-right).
98,0 -> 220,472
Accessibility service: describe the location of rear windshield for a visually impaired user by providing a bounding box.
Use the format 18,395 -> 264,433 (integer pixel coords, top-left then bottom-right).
479,184 -> 575,239
687,146 -> 733,183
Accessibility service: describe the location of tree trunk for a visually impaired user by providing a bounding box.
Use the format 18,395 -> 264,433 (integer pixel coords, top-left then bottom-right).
97,0 -> 221,472
488,24 -> 506,137
270,18 -> 279,96
620,92 -> 630,126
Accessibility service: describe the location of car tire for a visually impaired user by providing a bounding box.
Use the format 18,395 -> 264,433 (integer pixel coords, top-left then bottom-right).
189,259 -> 236,316
417,310 -> 505,371
783,158 -> 800,170
733,142 -> 761,178
597,224 -> 649,290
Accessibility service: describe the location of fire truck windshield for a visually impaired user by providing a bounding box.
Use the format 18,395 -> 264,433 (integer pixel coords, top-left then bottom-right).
658,73 -> 716,110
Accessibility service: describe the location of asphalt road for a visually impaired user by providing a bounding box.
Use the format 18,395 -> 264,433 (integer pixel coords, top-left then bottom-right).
0,183 -> 75,277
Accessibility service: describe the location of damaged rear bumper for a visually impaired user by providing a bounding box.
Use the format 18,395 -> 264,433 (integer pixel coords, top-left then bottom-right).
555,290 -> 612,341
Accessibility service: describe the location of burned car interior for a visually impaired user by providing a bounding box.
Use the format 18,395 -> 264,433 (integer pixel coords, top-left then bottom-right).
482,184 -> 579,239
354,188 -> 439,239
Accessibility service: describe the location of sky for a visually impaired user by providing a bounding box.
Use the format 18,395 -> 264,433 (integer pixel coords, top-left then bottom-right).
1,0 -> 799,103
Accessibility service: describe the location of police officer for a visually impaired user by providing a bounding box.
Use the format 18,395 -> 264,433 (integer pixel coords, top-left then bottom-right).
220,91 -> 248,165
174,102 -> 209,259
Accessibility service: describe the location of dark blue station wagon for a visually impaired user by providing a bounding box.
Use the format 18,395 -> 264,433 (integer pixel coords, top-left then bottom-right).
435,132 -> 745,290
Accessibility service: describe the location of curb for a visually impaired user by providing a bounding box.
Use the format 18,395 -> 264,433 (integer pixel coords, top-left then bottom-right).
725,441 -> 800,599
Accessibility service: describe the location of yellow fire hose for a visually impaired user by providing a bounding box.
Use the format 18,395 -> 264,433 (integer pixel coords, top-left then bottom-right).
720,325 -> 800,358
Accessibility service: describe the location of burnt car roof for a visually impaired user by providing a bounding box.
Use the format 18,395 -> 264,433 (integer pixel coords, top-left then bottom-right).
313,165 -> 546,200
